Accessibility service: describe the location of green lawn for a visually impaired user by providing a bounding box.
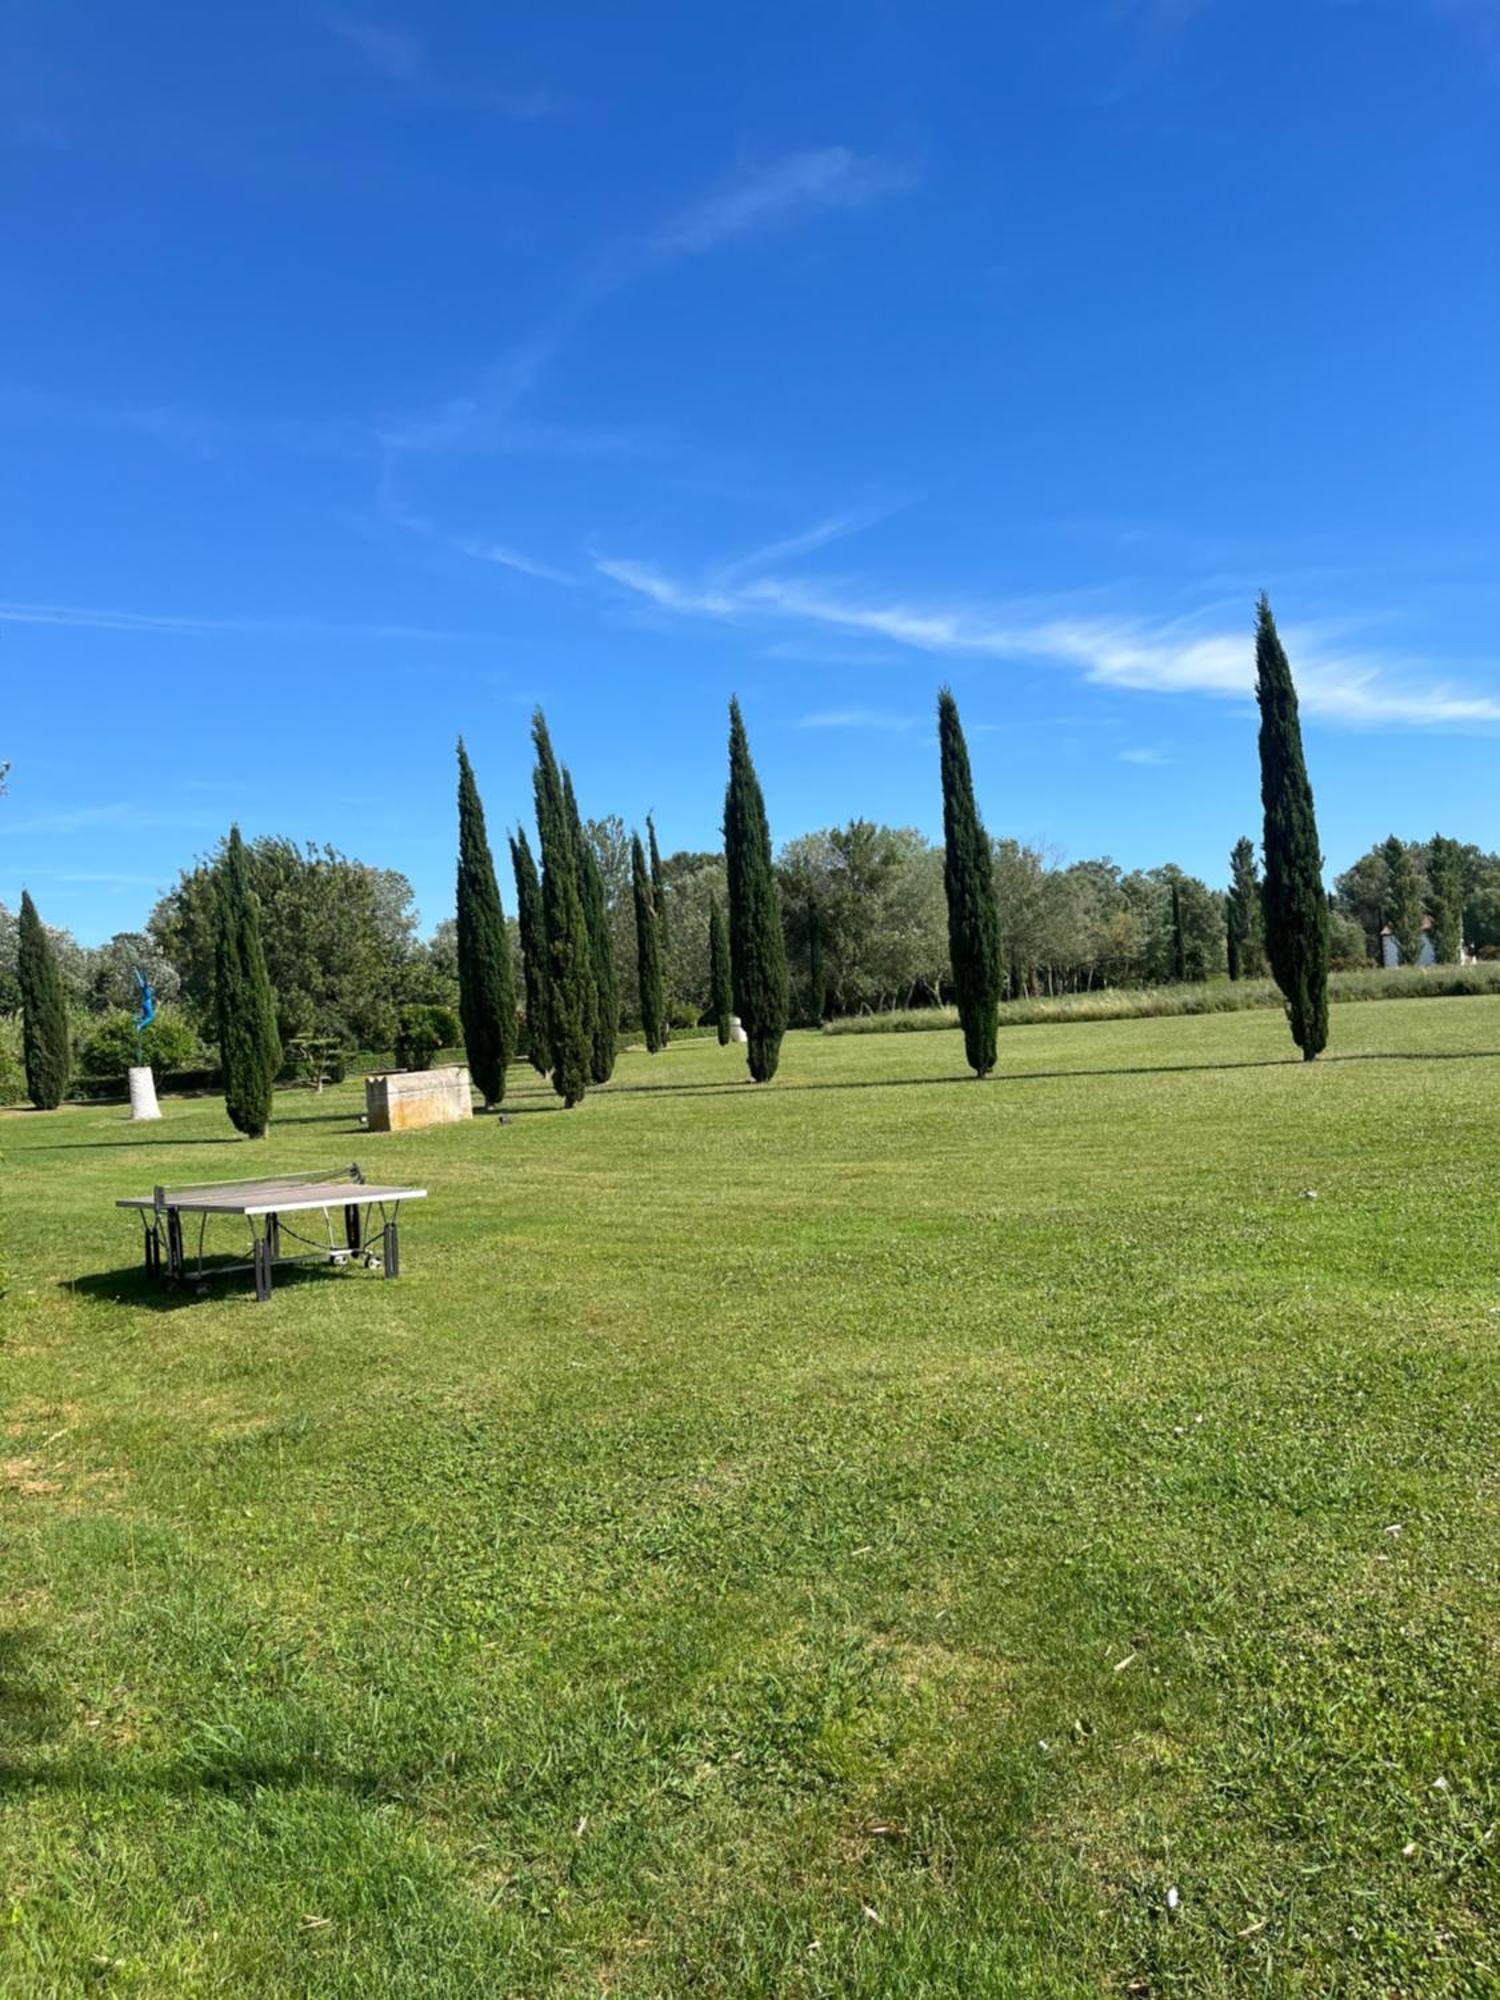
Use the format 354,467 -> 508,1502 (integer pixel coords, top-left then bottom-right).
3,1001 -> 1498,1996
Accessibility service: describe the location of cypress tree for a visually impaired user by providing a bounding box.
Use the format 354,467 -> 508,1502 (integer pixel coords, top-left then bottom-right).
1255,596 -> 1329,1060
723,698 -> 789,1082
632,832 -> 668,1053
647,813 -> 668,946
531,712 -> 595,1107
509,828 -> 550,1074
937,688 -> 1002,1078
455,741 -> 516,1107
1225,835 -> 1261,981
1170,878 -> 1187,983
807,896 -> 825,1023
215,825 -> 282,1137
708,893 -> 733,1047
1381,834 -> 1425,968
17,889 -> 70,1110
1427,834 -> 1465,965
564,770 -> 618,1084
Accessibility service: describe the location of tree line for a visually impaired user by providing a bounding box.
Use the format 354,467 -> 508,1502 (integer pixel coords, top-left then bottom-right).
7,596 -> 1493,1113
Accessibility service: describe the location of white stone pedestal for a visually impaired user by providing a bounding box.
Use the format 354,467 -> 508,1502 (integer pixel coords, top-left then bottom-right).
730,1015 -> 748,1045
128,1065 -> 162,1121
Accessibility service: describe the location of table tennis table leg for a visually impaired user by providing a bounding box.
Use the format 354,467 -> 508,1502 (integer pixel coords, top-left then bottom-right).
381,1218 -> 400,1278
253,1223 -> 273,1302
345,1203 -> 362,1253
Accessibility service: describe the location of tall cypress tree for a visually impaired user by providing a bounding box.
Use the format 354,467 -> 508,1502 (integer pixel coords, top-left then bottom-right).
708,893 -> 732,1047
1381,834 -> 1426,968
1255,596 -> 1329,1060
564,771 -> 618,1084
17,889 -> 70,1110
647,814 -> 668,946
1427,834 -> 1465,965
937,688 -> 1001,1078
532,712 -> 595,1107
1170,878 -> 1187,983
215,825 -> 282,1137
509,828 -> 550,1075
806,896 -> 825,1024
632,832 -> 668,1053
723,698 -> 789,1082
1226,835 -> 1262,981
455,741 -> 516,1107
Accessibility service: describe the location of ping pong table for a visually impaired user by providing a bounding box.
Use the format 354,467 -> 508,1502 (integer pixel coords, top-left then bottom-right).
117,1163 -> 427,1301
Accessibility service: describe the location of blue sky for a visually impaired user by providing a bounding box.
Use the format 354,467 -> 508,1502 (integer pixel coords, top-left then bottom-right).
4,0 -> 1499,944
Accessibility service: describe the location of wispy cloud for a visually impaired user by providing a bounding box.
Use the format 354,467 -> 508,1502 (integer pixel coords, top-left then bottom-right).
383,148 -> 913,462
797,707 -> 923,732
321,11 -> 562,116
323,10 -> 424,81
649,149 -> 916,262
713,506 -> 902,586
1119,745 -> 1172,765
0,801 -> 220,838
595,558 -> 1500,729
453,538 -> 576,586
0,600 -> 477,642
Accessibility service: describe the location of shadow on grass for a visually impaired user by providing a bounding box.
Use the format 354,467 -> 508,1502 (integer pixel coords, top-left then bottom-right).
591,1046 -> 1500,1101
65,1259 -> 397,1313
0,1630 -> 69,1782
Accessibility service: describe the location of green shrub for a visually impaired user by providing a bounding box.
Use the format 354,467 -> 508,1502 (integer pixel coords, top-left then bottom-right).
76,1006 -> 204,1083
0,1015 -> 24,1105
394,1003 -> 462,1072
824,963 -> 1500,1036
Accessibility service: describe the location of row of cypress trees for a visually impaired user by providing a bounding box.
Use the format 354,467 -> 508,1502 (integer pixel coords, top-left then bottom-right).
448,697 -> 793,1108
936,596 -> 1332,1077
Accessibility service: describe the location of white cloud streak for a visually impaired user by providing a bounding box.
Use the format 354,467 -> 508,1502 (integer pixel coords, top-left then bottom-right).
0,600 -> 476,642
797,707 -> 923,732
649,149 -> 915,261
595,558 -> 1500,729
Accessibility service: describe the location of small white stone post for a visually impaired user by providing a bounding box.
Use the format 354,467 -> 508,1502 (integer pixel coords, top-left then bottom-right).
127,1065 -> 162,1121
730,1015 -> 748,1045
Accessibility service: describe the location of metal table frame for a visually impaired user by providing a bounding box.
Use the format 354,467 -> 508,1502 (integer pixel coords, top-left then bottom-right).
117,1163 -> 428,1301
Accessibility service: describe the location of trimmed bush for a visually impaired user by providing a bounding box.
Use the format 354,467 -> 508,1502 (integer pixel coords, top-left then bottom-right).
394,1003 -> 463,1072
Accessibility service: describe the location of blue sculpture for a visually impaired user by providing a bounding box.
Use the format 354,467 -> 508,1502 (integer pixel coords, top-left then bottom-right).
133,967 -> 155,1067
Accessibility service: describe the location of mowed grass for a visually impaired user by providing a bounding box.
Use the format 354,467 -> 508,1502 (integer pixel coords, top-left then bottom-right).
3,1001 -> 1499,1997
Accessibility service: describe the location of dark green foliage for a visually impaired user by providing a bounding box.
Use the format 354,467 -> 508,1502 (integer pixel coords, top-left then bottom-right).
532,712 -> 595,1107
394,1003 -> 461,1072
455,742 -> 517,1108
18,890 -> 70,1109
1170,878 -> 1187,983
215,826 -> 282,1137
77,1006 -> 201,1085
647,814 -> 667,946
564,771 -> 618,1084
1226,836 -> 1263,981
632,833 -> 668,1053
806,897 -> 825,1024
1428,834 -> 1466,965
509,828 -> 550,1075
708,893 -> 732,1047
1381,834 -> 1426,969
937,689 -> 1002,1077
723,699 -> 789,1082
150,838 -> 417,1052
1255,597 -> 1329,1061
